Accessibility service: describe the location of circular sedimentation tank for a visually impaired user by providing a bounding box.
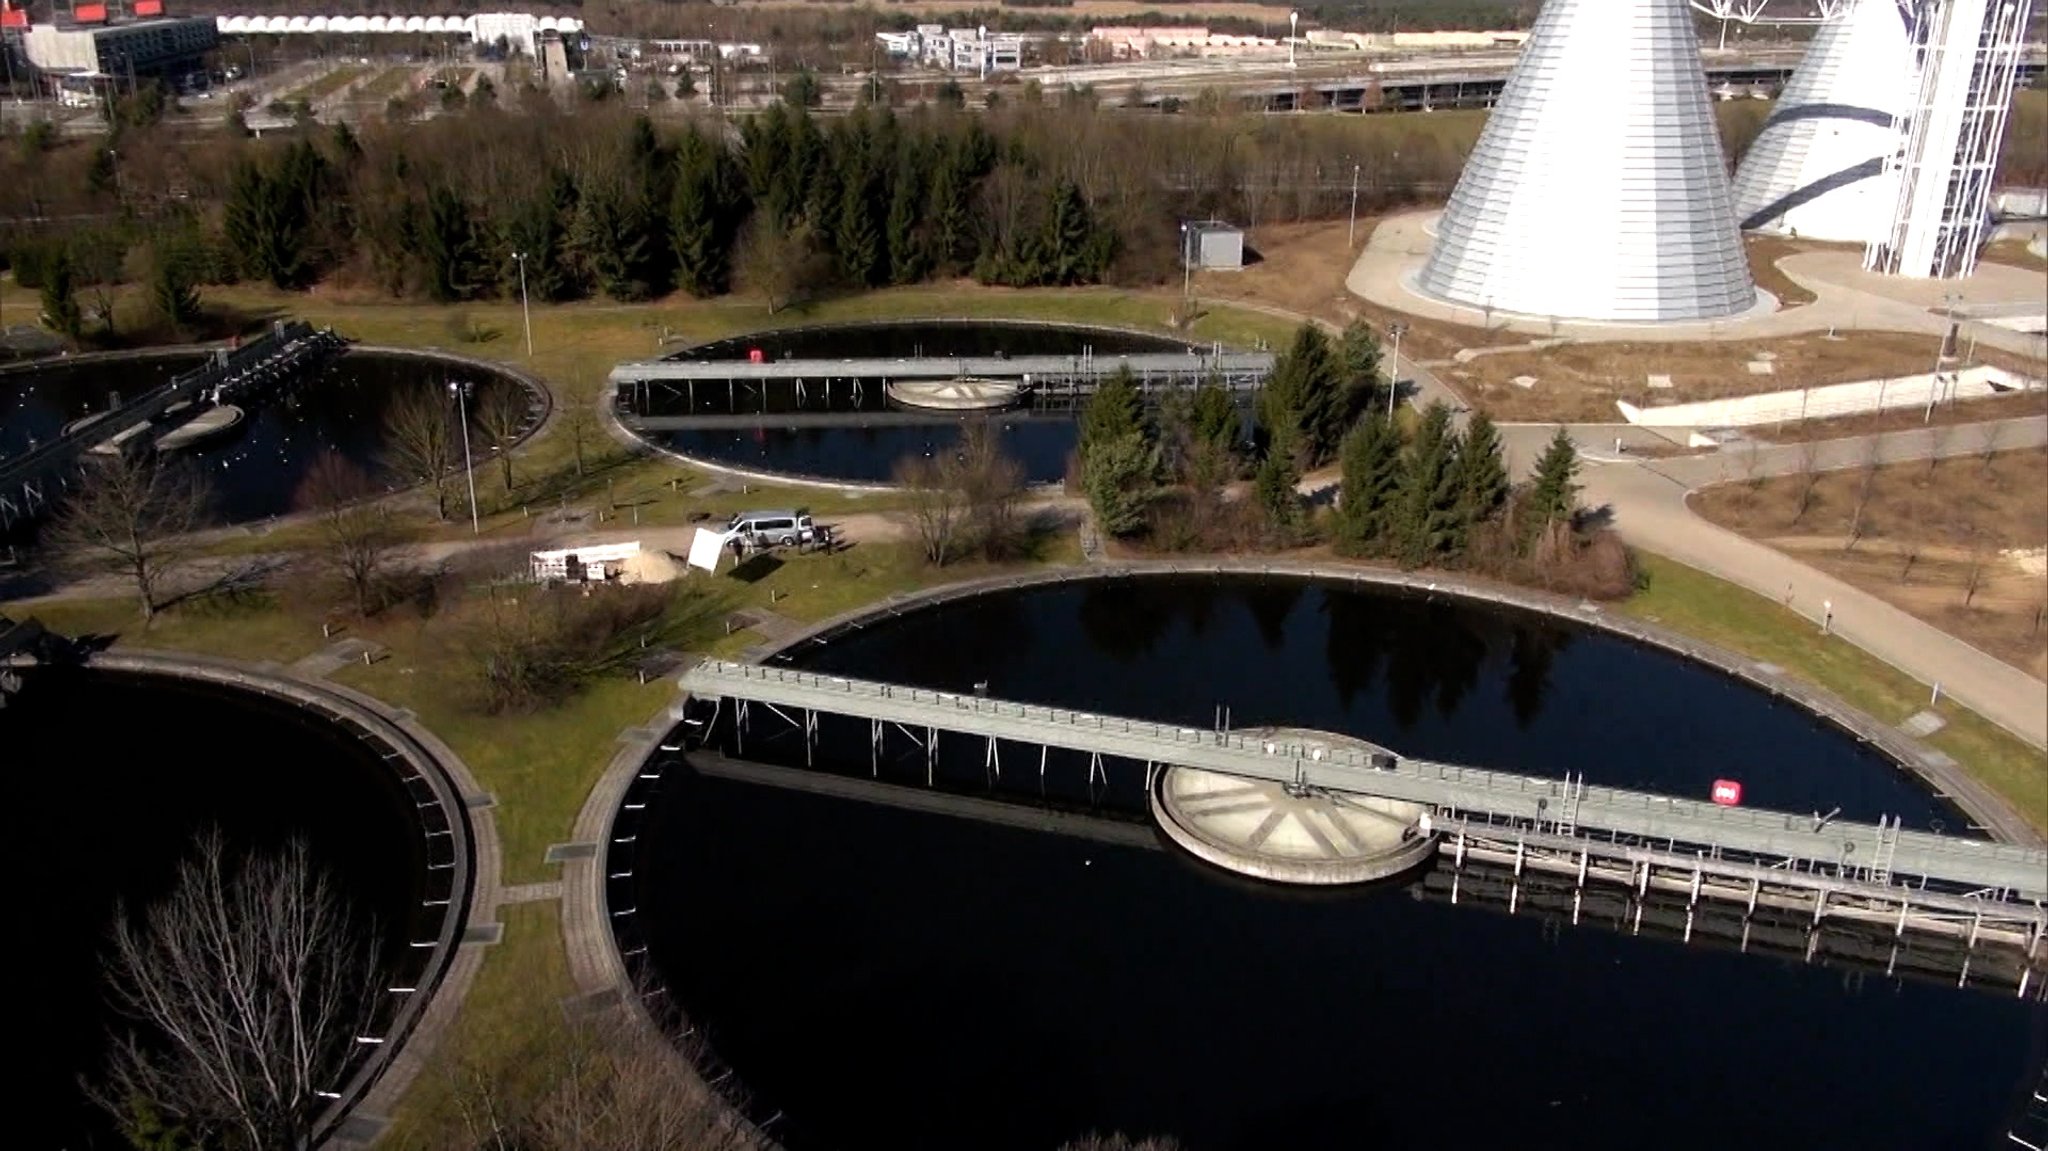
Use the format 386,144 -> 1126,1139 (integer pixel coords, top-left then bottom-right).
1151,727 -> 1436,885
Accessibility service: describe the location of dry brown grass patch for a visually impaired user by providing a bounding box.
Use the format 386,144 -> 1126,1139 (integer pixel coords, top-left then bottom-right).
1693,448 -> 2048,679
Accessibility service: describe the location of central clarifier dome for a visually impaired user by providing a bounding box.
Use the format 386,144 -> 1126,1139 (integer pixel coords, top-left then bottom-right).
1415,0 -> 1759,323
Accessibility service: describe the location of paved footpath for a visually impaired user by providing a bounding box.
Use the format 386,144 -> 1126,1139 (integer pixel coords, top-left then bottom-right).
1570,417 -> 2048,751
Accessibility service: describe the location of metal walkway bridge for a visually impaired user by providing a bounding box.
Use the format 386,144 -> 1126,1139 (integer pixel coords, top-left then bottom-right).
0,321 -> 342,529
677,660 -> 2048,959
611,348 -> 1276,396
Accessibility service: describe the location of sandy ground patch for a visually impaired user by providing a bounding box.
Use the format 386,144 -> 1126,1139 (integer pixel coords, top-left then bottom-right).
1693,448 -> 2048,679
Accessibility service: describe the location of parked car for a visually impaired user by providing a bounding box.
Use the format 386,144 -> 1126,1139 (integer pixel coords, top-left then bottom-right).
726,508 -> 817,549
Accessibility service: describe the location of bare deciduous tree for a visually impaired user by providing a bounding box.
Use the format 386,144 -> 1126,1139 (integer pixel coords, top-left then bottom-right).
475,384 -> 529,493
957,420 -> 1026,560
1978,419 -> 2004,471
1845,439 -> 1880,551
49,451 -> 211,622
98,832 -> 379,1151
295,451 -> 396,617
734,215 -> 822,315
894,453 -> 965,566
383,385 -> 457,521
1738,439 -> 1765,493
1960,524 -> 1991,608
560,402 -> 600,478
1791,440 -> 1823,525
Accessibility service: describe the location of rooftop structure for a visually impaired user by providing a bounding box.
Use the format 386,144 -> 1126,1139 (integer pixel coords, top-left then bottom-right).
211,12 -> 584,56
1732,0 -> 1912,244
1416,0 -> 1756,323
21,13 -> 214,75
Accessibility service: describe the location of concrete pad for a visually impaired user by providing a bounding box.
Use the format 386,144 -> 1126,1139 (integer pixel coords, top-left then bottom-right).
1746,361 -> 1775,375
1900,710 -> 1947,738
461,923 -> 504,945
1511,375 -> 1539,389
544,841 -> 598,862
1647,374 -> 1674,390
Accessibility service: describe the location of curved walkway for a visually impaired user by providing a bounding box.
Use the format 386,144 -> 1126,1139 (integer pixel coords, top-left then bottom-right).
82,650 -> 505,1151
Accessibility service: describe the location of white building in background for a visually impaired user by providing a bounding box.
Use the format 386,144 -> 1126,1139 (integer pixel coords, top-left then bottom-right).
885,24 -> 1023,73
1732,0 -> 1912,245
212,12 -> 585,56
1417,0 -> 1755,323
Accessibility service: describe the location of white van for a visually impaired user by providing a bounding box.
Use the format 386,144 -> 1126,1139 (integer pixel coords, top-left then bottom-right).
727,509 -> 816,549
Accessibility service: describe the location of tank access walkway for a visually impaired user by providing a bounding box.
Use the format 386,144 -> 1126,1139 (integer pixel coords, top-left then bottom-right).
677,660 -> 2048,971
0,321 -> 343,529
610,348 -> 1276,404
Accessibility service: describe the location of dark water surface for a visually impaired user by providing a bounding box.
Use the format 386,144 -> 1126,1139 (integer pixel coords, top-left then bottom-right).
0,350 -> 534,523
3,669 -> 431,1150
627,576 -> 2045,1151
641,320 -> 1210,484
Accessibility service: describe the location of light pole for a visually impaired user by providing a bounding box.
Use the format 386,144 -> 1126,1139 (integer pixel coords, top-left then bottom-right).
1925,291 -> 1958,423
1288,11 -> 1299,68
1180,222 -> 1193,312
1386,321 -> 1406,418
1347,162 -> 1360,249
511,250 -> 533,358
449,380 -> 479,534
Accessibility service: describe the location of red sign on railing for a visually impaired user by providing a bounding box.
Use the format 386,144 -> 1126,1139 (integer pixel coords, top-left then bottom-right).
74,3 -> 110,22
747,348 -> 765,364
1711,779 -> 1744,807
134,0 -> 165,15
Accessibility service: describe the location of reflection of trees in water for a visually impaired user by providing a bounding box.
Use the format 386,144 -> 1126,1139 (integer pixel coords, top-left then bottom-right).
1358,599 -> 1492,732
1324,587 -> 1389,711
1505,624 -> 1572,730
1242,580 -> 1304,652
1077,580 -> 1178,664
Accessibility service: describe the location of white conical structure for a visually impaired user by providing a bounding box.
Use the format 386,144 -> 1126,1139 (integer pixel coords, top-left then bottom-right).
1733,0 -> 1911,244
1416,0 -> 1756,323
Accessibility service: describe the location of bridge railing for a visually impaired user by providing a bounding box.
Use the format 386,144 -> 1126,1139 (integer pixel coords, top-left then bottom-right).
684,660 -> 2048,892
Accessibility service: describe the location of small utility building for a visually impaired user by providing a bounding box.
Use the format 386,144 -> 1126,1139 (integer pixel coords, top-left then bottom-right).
1182,220 -> 1245,270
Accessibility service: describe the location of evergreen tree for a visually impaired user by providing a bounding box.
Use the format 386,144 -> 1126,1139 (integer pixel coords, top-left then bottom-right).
1335,412 -> 1403,555
835,171 -> 882,286
576,182 -> 659,301
1394,402 -> 1464,564
508,168 -> 581,302
670,130 -> 739,297
1453,411 -> 1510,531
1083,432 -> 1156,537
884,160 -> 927,285
1258,323 -> 1345,466
1254,429 -> 1302,532
1079,367 -> 1144,454
39,251 -> 82,342
1189,377 -> 1239,452
1040,179 -> 1094,286
1338,319 -> 1383,415
926,147 -> 974,273
223,158 -> 310,289
150,253 -> 202,333
1523,427 -> 1583,543
418,185 -> 482,302
783,69 -> 822,109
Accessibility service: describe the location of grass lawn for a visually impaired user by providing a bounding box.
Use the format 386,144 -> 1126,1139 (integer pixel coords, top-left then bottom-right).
1624,553 -> 2047,835
21,590 -> 334,665
286,65 -> 367,105
380,901 -> 574,1151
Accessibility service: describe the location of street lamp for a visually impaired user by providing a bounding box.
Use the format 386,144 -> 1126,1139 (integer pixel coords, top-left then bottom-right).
1386,321 -> 1406,418
1926,291 -> 1958,423
1288,11 -> 1299,68
511,250 -> 533,358
1180,221 -> 1193,310
449,380 -> 479,535
1347,162 -> 1360,249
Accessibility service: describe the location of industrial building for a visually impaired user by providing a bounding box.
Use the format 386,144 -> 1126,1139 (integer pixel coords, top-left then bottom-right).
1732,0 -> 1911,245
1417,0 -> 1756,323
20,13 -> 216,77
